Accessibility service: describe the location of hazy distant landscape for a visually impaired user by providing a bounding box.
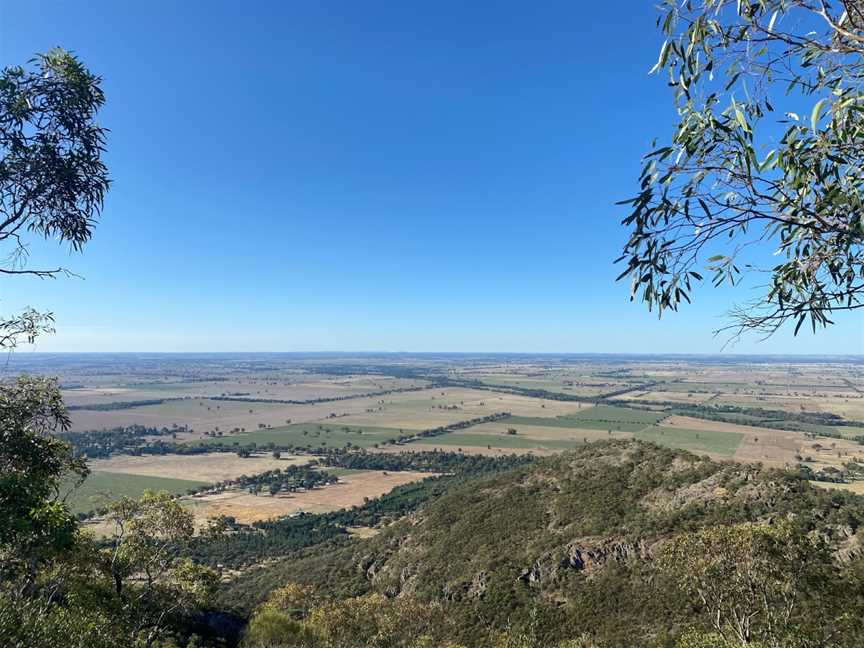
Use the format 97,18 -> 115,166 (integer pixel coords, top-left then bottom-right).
15,352 -> 860,523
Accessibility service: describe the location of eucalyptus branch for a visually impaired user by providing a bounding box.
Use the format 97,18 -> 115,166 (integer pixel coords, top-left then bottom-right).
618,0 -> 864,339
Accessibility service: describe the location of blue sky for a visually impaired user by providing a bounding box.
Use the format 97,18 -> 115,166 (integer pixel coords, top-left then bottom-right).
1,1 -> 860,354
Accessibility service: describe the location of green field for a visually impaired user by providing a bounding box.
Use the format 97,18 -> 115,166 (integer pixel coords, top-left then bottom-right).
566,405 -> 667,424
420,403 -> 741,456
634,427 -> 744,456
508,405 -> 667,433
666,409 -> 864,438
316,466 -> 371,477
422,426 -> 742,456
506,416 -> 601,429
197,422 -> 406,449
477,376 -> 579,393
410,431 -> 583,450
66,471 -> 210,515
771,421 -> 864,438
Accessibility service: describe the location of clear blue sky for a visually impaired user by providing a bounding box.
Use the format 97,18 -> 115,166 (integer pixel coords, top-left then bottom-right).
1,1 -> 860,354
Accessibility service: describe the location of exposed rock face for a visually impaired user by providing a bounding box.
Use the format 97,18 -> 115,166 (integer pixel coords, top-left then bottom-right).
826,524 -> 863,562
357,554 -> 377,580
561,539 -> 651,572
358,552 -> 392,581
467,571 -> 489,598
357,535 -> 410,583
517,559 -> 555,586
518,538 -> 652,586
400,566 -> 414,586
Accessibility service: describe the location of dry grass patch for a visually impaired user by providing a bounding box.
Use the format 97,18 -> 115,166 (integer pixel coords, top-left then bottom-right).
187,470 -> 430,524
659,415 -> 862,468
348,526 -> 380,539
816,398 -> 864,421
88,452 -> 309,483
662,415 -> 798,466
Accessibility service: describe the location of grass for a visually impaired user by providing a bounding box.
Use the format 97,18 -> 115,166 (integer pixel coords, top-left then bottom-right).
506,416 -> 601,429
318,467 -> 371,477
810,480 -> 864,494
137,398 -> 290,416
409,431 -> 583,450
477,377 -> 578,393
668,409 -> 864,438
634,427 -> 744,456
66,471 -> 210,515
444,402 -> 742,456
508,405 -> 668,433
565,405 -> 667,424
779,422 -> 864,438
411,422 -> 743,456
196,422 -> 406,449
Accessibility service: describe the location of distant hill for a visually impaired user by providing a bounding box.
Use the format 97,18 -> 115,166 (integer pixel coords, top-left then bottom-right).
226,441 -> 864,646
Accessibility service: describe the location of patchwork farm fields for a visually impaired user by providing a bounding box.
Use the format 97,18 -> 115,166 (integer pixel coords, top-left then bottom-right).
9,352 -> 859,526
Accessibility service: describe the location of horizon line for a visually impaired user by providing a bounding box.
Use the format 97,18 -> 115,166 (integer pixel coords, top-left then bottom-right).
7,350 -> 864,359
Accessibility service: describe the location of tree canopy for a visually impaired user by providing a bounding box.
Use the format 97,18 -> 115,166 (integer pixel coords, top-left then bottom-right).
0,48 -> 109,348
618,0 -> 864,339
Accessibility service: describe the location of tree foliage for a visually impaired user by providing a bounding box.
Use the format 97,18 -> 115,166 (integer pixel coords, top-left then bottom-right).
659,520 -> 854,647
2,489 -> 217,648
101,490 -> 217,644
242,586 -> 463,648
0,48 -> 108,348
0,376 -> 86,563
618,0 -> 864,338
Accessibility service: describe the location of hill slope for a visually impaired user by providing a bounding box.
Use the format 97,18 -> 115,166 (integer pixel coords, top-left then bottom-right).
228,441 -> 864,646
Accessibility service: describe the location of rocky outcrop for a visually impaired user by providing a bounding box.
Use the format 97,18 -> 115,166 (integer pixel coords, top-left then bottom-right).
441,571 -> 489,601
561,538 -> 651,571
518,538 -> 652,586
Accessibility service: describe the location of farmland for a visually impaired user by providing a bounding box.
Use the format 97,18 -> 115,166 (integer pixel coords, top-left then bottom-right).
185,469 -> 432,524
403,405 -> 745,457
88,452 -> 309,482
68,471 -> 209,515
9,352 -> 862,524
198,422 -> 406,449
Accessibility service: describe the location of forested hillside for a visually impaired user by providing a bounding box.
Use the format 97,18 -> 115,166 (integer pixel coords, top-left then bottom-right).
230,441 -> 864,647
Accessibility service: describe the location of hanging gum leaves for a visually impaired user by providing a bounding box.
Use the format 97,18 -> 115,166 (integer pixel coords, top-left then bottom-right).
617,0 -> 864,339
